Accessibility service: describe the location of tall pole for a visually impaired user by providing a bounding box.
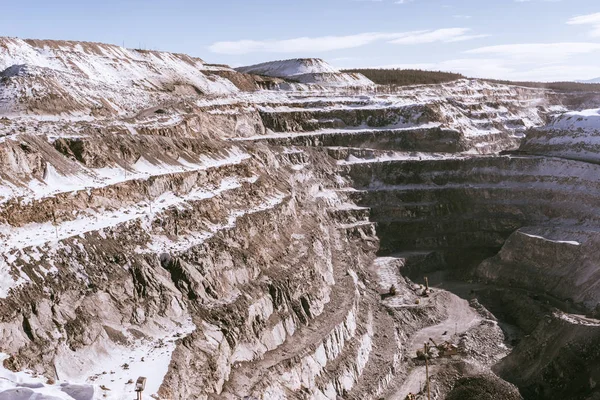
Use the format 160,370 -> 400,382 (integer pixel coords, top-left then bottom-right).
52,210 -> 58,239
135,376 -> 146,400
424,342 -> 431,400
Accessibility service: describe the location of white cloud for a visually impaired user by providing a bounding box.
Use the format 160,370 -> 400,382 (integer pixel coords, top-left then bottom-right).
374,58 -> 600,82
464,42 -> 600,63
370,39 -> 600,81
389,28 -> 489,44
209,33 -> 398,55
567,12 -> 600,37
209,29 -> 487,55
367,40 -> 600,81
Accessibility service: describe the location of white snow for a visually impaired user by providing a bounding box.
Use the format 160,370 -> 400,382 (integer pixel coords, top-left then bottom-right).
237,58 -> 340,78
0,176 -> 251,256
233,122 -> 443,142
292,72 -> 374,88
0,37 -> 240,116
58,317 -> 196,400
236,58 -> 374,88
555,312 -> 600,327
144,192 -> 287,255
337,151 -> 472,165
0,175 -> 273,296
0,147 -> 251,204
546,109 -> 600,132
0,316 -> 196,400
0,258 -> 28,299
0,38 -> 238,96
0,354 -> 88,400
519,231 -> 581,246
521,108 -> 600,163
335,203 -> 370,211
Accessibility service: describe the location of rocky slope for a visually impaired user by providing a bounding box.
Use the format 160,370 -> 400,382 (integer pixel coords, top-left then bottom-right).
520,108 -> 600,163
1,37 -> 600,400
0,37 -> 250,116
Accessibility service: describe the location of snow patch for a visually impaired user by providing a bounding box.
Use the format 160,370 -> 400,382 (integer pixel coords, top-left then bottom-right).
519,231 -> 581,246
237,58 -> 340,77
546,109 -> 600,132
0,147 -> 251,205
0,353 -> 94,399
0,258 -> 28,298
555,312 -> 600,327
236,58 -> 374,88
57,317 -> 196,400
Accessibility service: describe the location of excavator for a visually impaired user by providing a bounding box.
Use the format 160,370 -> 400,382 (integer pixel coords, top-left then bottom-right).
428,337 -> 458,357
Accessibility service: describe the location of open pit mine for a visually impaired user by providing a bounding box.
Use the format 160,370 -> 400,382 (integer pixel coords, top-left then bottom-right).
1,38 -> 600,400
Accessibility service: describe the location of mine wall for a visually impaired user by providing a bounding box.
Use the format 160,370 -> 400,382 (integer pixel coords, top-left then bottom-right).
2,63 -> 600,400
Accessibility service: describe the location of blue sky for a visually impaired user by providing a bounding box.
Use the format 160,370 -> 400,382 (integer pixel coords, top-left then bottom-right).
2,0 -> 600,81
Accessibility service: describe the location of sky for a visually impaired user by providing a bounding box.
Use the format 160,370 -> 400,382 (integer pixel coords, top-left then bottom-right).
2,0 -> 600,81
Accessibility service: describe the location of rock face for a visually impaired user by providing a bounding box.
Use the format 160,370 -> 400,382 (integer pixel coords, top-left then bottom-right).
0,37 -> 247,115
520,108 -> 600,163
1,37 -> 600,400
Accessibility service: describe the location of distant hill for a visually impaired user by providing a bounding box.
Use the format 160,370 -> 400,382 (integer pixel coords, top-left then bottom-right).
237,58 -> 339,78
339,68 -> 600,92
236,59 -> 374,87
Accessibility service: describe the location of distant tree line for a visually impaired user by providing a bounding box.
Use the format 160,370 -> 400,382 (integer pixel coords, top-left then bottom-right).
341,68 -> 465,86
341,68 -> 600,93
483,79 -> 600,93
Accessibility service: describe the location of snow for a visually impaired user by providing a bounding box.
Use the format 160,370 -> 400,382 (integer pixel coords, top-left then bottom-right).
338,221 -> 374,230
0,175 -> 281,295
0,173 -> 261,297
519,231 -> 581,246
215,78 -> 548,138
521,108 -> 600,163
335,203 -> 370,211
291,72 -> 374,88
0,39 -> 573,400
58,317 -> 196,400
546,109 -> 600,132
0,316 -> 196,400
0,353 -> 93,399
555,312 -> 600,327
233,122 -> 444,142
0,37 -> 240,116
337,151 -> 472,165
282,147 -> 305,154
237,58 -> 340,78
0,258 -> 28,299
0,176 -> 252,256
0,38 -> 238,96
144,192 -> 287,255
236,58 -> 374,88
0,147 -> 251,204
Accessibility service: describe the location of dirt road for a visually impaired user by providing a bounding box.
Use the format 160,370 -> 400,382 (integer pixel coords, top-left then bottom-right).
408,291 -> 480,355
386,290 -> 481,399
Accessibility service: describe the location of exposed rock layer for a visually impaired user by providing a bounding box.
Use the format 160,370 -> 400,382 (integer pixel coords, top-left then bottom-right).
1,38 -> 600,400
